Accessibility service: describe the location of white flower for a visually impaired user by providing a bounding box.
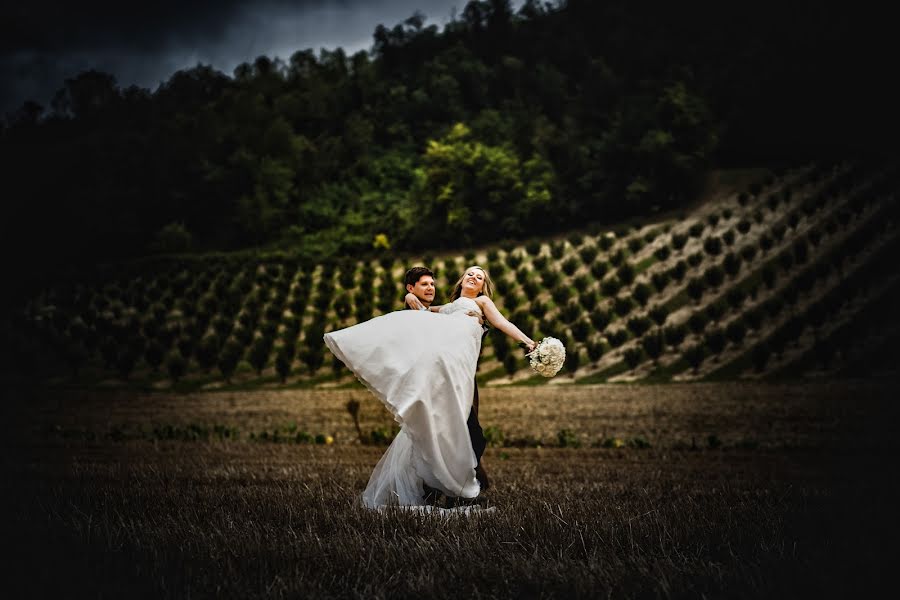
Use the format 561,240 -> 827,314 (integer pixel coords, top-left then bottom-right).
527,337 -> 566,377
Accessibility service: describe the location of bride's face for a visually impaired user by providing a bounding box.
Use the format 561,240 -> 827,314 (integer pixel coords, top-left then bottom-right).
461,267 -> 485,295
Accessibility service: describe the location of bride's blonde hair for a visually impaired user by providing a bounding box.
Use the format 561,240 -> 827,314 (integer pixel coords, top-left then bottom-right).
450,265 -> 494,301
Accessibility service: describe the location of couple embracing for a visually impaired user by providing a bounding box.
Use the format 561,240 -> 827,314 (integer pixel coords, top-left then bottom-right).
324,264 -> 536,511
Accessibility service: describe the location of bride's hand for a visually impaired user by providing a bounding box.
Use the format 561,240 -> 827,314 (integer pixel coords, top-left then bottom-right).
405,292 -> 426,310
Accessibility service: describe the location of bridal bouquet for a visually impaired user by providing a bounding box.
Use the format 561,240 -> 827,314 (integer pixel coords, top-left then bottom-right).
527,337 -> 566,377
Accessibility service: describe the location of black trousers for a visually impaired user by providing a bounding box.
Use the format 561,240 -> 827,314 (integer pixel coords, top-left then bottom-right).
468,379 -> 486,466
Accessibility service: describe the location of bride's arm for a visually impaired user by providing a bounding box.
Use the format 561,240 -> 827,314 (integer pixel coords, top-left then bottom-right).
404,292 -> 444,312
476,296 -> 536,352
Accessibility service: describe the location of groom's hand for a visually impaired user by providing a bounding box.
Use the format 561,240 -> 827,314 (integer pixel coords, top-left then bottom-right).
466,310 -> 485,326
405,292 -> 427,310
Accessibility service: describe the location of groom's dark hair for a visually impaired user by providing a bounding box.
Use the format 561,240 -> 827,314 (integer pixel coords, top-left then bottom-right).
404,266 -> 434,287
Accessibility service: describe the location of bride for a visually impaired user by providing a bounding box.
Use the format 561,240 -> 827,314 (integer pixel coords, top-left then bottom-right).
324,265 -> 536,508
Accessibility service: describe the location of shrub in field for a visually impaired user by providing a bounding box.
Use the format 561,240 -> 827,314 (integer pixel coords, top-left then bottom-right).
793,239 -> 809,264
687,277 -> 706,303
738,191 -> 749,206
641,330 -> 665,365
681,340 -> 707,371
740,244 -> 758,263
703,236 -> 723,257
723,252 -> 742,278
562,257 -> 579,276
759,233 -> 774,254
704,328 -> 727,357
115,349 -> 138,380
623,346 -> 644,371
559,300 -> 581,324
705,300 -> 727,324
587,340 -> 605,361
808,227 -> 823,247
626,316 -> 652,337
590,308 -> 610,331
772,223 -> 787,242
703,265 -> 725,289
607,328 -> 628,347
617,263 -> 635,285
669,260 -> 688,282
564,347 -> 581,373
687,252 -> 703,268
723,207 -> 733,220
707,213 -> 720,227
523,278 -> 541,298
590,260 -> 609,280
752,342 -> 771,372
654,245 -> 671,261
767,194 -> 780,212
651,271 -> 670,293
578,245 -> 598,264
599,234 -> 615,250
633,283 -> 652,307
550,241 -> 565,259
762,265 -> 778,289
778,249 -> 794,273
166,350 -> 187,383
725,319 -> 747,346
726,286 -> 747,310
530,299 -> 548,320
628,237 -> 644,254
551,284 -> 572,306
737,218 -> 752,234
557,428 -> 581,448
610,249 -> 626,267
649,305 -> 669,328
525,240 -> 542,255
483,425 -> 505,447
722,229 -> 736,246
614,296 -> 635,317
217,341 -> 242,383
541,269 -> 560,288
333,293 -> 352,320
787,211 -> 801,230
664,323 -> 687,349
688,222 -> 704,238
671,232 -> 688,252
196,335 -> 220,372
765,296 -> 785,319
248,337 -> 273,375
176,335 -> 194,360
506,250 -> 524,270
580,290 -> 599,311
145,339 -> 165,372
601,277 -> 622,297
571,319 -> 591,343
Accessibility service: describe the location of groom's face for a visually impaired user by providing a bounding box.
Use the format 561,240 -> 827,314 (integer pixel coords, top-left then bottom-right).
407,275 -> 435,306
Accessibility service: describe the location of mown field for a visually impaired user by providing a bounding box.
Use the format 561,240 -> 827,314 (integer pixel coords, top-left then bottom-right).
3,381 -> 897,598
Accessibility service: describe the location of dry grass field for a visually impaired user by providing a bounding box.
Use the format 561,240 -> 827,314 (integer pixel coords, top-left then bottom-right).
2,380 -> 897,598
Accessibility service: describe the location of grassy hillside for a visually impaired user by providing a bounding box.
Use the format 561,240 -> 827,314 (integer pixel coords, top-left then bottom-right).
5,160 -> 898,391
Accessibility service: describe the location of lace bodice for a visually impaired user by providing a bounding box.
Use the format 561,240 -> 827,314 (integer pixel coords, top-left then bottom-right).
438,296 -> 482,317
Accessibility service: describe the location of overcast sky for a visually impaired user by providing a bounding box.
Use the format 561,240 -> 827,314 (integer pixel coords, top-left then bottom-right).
1,0 -> 525,116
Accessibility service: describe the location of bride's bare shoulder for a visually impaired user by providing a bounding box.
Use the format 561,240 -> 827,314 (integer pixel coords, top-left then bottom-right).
474,295 -> 495,309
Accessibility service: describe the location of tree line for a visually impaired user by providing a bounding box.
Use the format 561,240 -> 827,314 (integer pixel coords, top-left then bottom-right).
1,0 -> 890,307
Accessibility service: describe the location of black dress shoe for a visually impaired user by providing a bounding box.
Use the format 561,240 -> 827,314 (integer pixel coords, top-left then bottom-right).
422,484 -> 443,506
445,495 -> 489,509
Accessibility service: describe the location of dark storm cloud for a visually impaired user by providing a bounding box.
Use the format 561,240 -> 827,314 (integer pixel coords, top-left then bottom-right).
1,0 -> 488,115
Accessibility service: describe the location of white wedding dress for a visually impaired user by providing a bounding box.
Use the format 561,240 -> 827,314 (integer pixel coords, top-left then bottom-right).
323,297 -> 484,508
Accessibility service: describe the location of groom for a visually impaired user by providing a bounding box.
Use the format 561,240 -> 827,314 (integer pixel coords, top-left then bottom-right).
403,266 -> 490,503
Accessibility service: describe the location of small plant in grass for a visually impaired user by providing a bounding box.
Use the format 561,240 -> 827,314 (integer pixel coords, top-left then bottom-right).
623,347 -> 645,371
705,300 -> 727,324
557,429 -> 581,448
687,252 -> 703,268
669,260 -> 688,282
506,250 -> 524,270
165,350 -> 187,383
641,330 -> 665,366
559,300 -> 581,323
703,265 -> 725,289
578,245 -> 598,264
587,340 -> 605,362
722,229 -> 736,246
590,308 -> 610,331
550,241 -> 565,259
628,237 -> 644,254
601,277 -> 622,297
687,277 -> 706,303
703,236 -> 723,256
571,319 -> 591,343
654,245 -> 671,261
688,311 -> 709,334
541,269 -> 560,288
737,218 -> 751,234
722,208 -> 733,220
707,213 -> 720,227
530,300 -> 548,320
671,233 -> 688,252
614,296 -> 635,317
726,286 -> 747,310
740,244 -> 757,262
551,284 -> 572,305
617,263 -> 635,285
704,328 -> 727,358
523,279 -> 541,298
610,249 -> 626,267
599,234 -> 615,251
649,305 -> 669,328
688,222 -> 704,238
607,328 -> 629,348
752,342 -> 771,372
664,324 -> 687,349
626,316 -> 652,337
569,233 -> 584,247
651,271 -> 670,292
562,257 -> 579,276
581,290 -> 599,311
633,283 -> 652,307
591,261 -> 609,280
723,252 -> 742,278
725,319 -> 747,346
